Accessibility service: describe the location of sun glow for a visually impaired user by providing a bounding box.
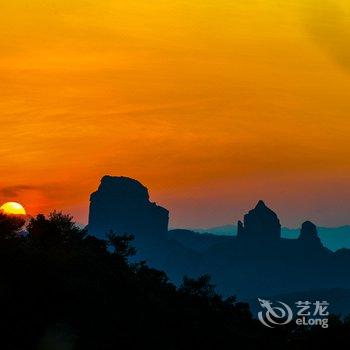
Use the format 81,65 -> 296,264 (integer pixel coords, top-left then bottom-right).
0,202 -> 27,215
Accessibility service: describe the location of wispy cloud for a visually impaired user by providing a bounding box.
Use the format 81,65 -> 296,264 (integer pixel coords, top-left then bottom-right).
0,185 -> 38,197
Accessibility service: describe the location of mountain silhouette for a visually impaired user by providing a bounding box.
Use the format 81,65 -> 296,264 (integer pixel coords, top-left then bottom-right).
237,200 -> 281,242
89,175 -> 169,241
195,225 -> 350,251
89,176 -> 199,283
88,176 -> 350,303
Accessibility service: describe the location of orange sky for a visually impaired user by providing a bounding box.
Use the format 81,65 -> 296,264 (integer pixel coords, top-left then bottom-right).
1,0 -> 350,228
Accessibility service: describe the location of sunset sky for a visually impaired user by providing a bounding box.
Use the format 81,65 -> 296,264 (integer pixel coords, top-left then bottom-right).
1,0 -> 350,228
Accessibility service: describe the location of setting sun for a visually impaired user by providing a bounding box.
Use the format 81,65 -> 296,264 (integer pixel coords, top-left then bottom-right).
0,202 -> 26,216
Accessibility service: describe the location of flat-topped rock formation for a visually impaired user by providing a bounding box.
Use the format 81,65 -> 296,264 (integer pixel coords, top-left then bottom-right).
88,176 -> 169,240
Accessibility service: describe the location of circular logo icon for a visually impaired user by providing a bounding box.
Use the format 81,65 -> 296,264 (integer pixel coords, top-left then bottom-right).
258,298 -> 293,328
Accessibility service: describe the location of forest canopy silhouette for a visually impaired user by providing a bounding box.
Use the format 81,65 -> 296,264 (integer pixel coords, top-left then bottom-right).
0,211 -> 350,349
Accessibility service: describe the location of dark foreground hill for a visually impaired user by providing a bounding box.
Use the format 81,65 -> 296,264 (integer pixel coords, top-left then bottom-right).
1,211 -> 350,349
0,211 -> 253,349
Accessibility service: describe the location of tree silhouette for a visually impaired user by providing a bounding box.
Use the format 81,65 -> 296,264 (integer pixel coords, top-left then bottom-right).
0,211 -> 349,349
180,274 -> 216,298
0,211 -> 25,239
27,211 -> 86,245
107,231 -> 136,259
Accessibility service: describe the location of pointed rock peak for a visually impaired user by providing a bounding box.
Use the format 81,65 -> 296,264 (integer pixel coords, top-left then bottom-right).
237,200 -> 281,240
255,200 -> 267,209
251,200 -> 277,218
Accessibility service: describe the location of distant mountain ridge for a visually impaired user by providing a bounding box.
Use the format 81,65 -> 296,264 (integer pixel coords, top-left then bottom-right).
193,224 -> 350,251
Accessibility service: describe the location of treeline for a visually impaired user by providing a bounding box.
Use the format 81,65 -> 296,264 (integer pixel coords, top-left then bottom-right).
0,211 -> 349,349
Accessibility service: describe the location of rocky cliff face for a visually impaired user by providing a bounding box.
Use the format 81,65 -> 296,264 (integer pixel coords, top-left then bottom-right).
237,200 -> 281,241
88,176 -> 169,240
